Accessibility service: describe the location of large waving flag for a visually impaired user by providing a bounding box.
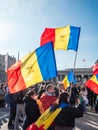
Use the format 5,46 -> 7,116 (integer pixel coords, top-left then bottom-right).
62,69 -> 76,89
27,103 -> 69,130
85,75 -> 98,94
7,42 -> 57,93
40,25 -> 81,51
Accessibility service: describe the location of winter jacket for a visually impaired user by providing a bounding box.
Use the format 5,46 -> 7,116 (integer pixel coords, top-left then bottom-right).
54,104 -> 84,130
23,97 -> 41,130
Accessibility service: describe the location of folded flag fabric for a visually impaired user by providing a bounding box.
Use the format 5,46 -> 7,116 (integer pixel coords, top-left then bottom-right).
85,75 -> 98,94
62,69 -> 76,89
40,25 -> 81,51
7,42 -> 57,93
26,103 -> 69,130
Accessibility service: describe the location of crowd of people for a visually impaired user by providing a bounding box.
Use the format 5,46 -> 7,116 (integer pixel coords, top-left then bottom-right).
0,81 -> 98,130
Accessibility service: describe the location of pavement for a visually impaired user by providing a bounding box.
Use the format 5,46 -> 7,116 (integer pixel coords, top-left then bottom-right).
75,108 -> 98,130
0,107 -> 98,130
0,107 -> 10,120
0,107 -> 10,129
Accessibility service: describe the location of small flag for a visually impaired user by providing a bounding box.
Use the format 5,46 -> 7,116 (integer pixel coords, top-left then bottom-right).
40,25 -> 81,51
7,42 -> 57,93
92,63 -> 98,75
85,75 -> 98,94
82,59 -> 85,62
62,69 -> 76,89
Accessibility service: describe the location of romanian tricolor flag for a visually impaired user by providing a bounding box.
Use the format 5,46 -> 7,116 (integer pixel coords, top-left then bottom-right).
92,64 -> 98,80
92,63 -> 98,75
85,75 -> 98,94
7,42 -> 57,93
26,103 -> 69,130
40,25 -> 81,51
62,69 -> 76,89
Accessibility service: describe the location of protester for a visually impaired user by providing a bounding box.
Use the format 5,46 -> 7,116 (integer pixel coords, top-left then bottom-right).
36,89 -> 46,114
40,83 -> 58,111
0,83 -> 5,107
66,82 -> 79,107
80,86 -> 88,113
23,90 -> 41,130
4,85 -> 10,108
58,81 -> 65,94
14,90 -> 25,130
7,93 -> 16,129
95,95 -> 98,113
87,88 -> 96,110
54,92 -> 84,130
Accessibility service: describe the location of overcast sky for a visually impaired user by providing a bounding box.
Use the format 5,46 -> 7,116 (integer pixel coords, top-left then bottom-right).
0,0 -> 98,70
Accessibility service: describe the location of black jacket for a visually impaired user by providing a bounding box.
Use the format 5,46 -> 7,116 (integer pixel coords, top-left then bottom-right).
55,104 -> 83,127
23,97 -> 41,130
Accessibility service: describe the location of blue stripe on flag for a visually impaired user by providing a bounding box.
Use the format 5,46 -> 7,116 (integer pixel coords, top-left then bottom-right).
36,42 -> 57,80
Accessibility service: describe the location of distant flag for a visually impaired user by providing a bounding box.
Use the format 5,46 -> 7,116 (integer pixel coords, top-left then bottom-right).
92,63 -> 98,80
92,63 -> 98,75
62,69 -> 76,89
85,75 -> 98,94
40,25 -> 81,51
7,42 -> 57,93
82,59 -> 85,62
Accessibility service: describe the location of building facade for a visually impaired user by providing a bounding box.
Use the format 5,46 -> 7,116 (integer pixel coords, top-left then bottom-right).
0,53 -> 93,84
57,68 -> 93,83
0,53 -> 16,82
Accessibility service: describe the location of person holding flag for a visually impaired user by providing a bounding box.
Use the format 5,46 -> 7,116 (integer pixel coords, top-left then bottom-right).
54,92 -> 84,130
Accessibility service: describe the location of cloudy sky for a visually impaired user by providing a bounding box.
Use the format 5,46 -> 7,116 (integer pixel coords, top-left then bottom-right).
0,0 -> 98,70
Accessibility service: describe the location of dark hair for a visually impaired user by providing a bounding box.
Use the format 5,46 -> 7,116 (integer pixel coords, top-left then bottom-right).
26,90 -> 36,97
37,89 -> 46,99
59,92 -> 69,104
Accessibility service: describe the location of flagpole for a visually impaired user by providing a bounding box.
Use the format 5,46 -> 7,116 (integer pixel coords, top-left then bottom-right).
5,52 -> 8,72
5,52 -> 8,82
17,51 -> 19,61
73,52 -> 77,70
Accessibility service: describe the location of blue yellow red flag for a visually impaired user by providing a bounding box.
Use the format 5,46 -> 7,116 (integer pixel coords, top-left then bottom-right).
85,75 -> 98,94
92,64 -> 98,80
7,42 -> 57,93
92,63 -> 98,75
40,25 -> 81,51
62,69 -> 76,89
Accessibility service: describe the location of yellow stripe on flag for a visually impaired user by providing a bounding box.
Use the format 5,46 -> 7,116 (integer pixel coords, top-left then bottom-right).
21,51 -> 43,88
54,26 -> 70,50
35,108 -> 62,130
62,76 -> 70,89
90,75 -> 98,84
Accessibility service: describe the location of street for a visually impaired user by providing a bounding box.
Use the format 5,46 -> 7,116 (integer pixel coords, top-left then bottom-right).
0,107 -> 98,130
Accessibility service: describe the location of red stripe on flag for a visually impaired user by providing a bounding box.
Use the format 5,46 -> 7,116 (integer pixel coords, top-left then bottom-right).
40,28 -> 55,47
85,79 -> 98,94
7,60 -> 26,93
92,64 -> 98,75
